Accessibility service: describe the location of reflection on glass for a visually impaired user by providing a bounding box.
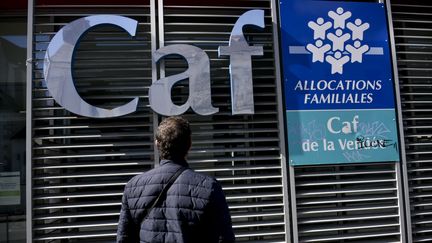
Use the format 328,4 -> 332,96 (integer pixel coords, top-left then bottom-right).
0,21 -> 26,243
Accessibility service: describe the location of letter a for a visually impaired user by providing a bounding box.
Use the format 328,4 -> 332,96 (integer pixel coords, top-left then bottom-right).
149,44 -> 219,116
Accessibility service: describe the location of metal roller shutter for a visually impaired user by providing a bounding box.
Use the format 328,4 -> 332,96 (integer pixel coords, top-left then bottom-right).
160,1 -> 286,242
32,2 -> 159,242
391,1 -> 432,242
293,163 -> 402,243
30,0 -> 288,242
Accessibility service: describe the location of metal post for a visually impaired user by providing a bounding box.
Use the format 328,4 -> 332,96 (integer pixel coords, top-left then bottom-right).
150,0 -> 160,167
385,0 -> 412,242
151,0 -> 166,167
158,0 -> 165,79
25,0 -> 34,242
271,0 -> 294,242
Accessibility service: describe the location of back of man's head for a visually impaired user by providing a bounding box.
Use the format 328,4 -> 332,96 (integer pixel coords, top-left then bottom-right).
156,116 -> 191,160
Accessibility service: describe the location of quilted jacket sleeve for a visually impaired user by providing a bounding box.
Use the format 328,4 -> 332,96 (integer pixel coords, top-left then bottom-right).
210,181 -> 236,243
116,191 -> 138,243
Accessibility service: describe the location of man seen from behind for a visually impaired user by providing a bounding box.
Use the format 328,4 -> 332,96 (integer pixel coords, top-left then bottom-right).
117,116 -> 235,243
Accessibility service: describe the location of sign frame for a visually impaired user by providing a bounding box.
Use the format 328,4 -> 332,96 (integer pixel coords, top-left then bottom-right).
279,0 -> 402,166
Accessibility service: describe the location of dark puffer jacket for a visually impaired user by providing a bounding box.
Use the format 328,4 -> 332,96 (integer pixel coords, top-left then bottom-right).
117,159 -> 235,243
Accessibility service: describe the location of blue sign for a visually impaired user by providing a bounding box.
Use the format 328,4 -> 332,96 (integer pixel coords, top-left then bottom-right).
280,0 -> 400,165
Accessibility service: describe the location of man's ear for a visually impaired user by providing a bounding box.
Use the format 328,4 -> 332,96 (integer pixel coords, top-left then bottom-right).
155,139 -> 158,148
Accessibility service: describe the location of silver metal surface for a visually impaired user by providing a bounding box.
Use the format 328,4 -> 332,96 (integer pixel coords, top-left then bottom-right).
26,1 -> 34,242
43,15 -> 139,118
149,44 -> 219,116
151,0 -> 159,166
270,0 -> 291,241
218,9 -> 264,115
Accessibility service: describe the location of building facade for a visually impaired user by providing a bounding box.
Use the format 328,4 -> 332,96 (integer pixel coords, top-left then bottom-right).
1,0 -> 432,242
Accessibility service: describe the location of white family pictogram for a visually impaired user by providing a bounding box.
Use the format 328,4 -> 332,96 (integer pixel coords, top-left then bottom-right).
347,19 -> 369,41
328,7 -> 352,29
306,7 -> 371,74
308,17 -> 332,40
325,51 -> 350,75
346,41 -> 369,63
306,40 -> 331,63
327,29 -> 350,51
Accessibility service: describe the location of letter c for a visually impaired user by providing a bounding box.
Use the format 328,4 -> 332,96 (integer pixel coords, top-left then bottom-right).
43,15 -> 139,118
327,117 -> 340,134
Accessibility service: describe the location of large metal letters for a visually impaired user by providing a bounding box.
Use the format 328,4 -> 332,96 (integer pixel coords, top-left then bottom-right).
44,15 -> 139,118
43,10 -> 264,118
150,44 -> 219,116
219,10 -> 264,114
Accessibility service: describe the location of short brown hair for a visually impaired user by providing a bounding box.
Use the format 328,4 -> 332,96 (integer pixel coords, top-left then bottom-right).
155,116 -> 191,160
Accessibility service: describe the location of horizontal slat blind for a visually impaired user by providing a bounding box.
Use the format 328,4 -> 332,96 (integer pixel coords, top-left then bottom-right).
294,163 -> 401,242
391,2 -> 432,242
31,0 -> 286,242
32,3 -> 154,242
161,1 -> 286,242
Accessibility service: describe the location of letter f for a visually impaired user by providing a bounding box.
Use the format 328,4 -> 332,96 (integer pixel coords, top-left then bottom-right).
218,10 -> 264,115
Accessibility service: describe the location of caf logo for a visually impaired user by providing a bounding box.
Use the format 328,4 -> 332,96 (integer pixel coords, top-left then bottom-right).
288,7 -> 384,75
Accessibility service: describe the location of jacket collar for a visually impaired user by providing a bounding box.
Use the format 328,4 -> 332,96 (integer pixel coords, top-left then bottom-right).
160,158 -> 189,168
